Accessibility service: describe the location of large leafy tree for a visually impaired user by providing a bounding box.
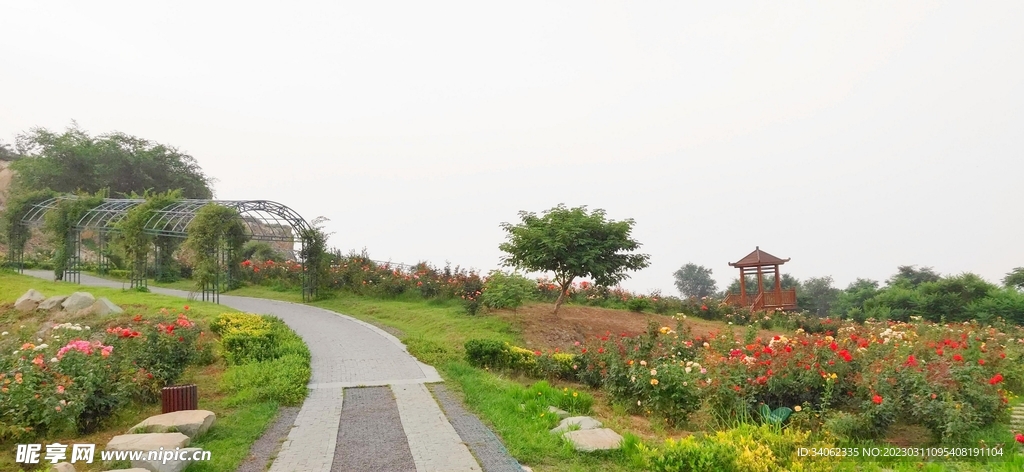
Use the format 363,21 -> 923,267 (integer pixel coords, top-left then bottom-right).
1004,267 -> 1024,291
673,263 -> 717,299
499,204 -> 650,314
800,276 -> 841,316
11,125 -> 213,198
887,265 -> 941,288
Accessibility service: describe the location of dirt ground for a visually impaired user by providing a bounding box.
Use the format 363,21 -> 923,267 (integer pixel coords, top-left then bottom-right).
490,302 -> 785,351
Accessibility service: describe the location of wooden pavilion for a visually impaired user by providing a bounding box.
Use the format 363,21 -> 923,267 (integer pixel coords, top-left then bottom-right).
723,247 -> 798,311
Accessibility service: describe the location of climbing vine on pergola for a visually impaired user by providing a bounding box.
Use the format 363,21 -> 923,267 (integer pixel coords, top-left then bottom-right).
10,195 -> 320,302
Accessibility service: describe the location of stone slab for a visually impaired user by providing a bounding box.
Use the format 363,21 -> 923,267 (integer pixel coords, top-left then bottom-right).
91,297 -> 124,316
550,416 -> 602,434
562,428 -> 624,452
131,447 -> 204,472
61,292 -> 96,313
51,462 -> 76,472
129,410 -> 215,438
547,406 -> 569,419
106,432 -> 190,452
39,295 -> 68,311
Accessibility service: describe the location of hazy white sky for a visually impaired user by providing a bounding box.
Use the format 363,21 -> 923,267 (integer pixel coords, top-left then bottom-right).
2,1 -> 1022,294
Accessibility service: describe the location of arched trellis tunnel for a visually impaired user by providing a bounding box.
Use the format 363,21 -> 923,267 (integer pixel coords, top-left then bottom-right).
10,195 -> 318,302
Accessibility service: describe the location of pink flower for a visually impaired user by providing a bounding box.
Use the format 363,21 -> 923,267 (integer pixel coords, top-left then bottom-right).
56,385 -> 65,394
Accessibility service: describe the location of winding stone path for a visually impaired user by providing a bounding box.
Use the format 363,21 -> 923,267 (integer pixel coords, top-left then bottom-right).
24,271 -> 523,472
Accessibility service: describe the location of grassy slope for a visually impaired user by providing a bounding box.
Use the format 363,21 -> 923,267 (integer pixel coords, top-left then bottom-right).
0,273 -> 287,472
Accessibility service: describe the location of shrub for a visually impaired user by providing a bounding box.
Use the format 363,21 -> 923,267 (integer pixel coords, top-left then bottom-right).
480,270 -> 535,310
222,354 -> 310,406
105,311 -> 202,388
626,296 -> 651,313
465,339 -> 507,368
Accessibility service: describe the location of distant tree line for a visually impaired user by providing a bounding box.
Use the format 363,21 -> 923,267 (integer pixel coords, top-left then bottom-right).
674,263 -> 1024,324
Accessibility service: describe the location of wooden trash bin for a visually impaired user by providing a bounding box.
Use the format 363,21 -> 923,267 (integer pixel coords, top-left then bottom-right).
161,384 -> 198,413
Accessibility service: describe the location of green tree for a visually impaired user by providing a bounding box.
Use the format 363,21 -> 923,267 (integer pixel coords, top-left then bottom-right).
800,276 -> 841,316
11,125 -> 212,198
498,204 -> 650,314
1003,267 -> 1024,291
673,263 -> 717,298
887,265 -> 941,288
831,278 -> 880,317
0,139 -> 19,161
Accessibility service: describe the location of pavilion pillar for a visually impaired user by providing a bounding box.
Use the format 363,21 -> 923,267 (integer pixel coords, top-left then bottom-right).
774,264 -> 781,294
739,268 -> 746,302
756,265 -> 764,294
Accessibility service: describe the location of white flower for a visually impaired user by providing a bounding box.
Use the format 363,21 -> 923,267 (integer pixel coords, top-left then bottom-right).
703,342 -> 710,348
682,382 -> 688,387
1,332 -> 7,336
631,376 -> 636,382
638,400 -> 642,406
84,326 -> 90,330
50,357 -> 58,363
13,350 -> 19,355
33,344 -> 48,351
650,369 -> 657,376
685,367 -> 692,373
37,338 -> 42,342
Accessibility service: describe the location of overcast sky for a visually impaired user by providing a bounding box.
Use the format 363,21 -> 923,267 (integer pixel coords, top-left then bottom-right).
2,1 -> 1022,295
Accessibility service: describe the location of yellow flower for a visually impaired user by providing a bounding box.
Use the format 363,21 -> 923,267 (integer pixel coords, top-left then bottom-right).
650,378 -> 659,386
794,405 -> 802,412
830,373 -> 837,379
573,392 -> 578,397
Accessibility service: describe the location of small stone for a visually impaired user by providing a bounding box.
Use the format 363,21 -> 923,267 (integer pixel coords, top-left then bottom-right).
129,410 -> 216,438
51,462 -> 76,472
39,295 -> 68,311
562,428 -> 624,451
131,447 -> 205,472
61,292 -> 96,313
107,432 -> 190,452
547,406 -> 569,419
90,297 -> 124,316
15,289 -> 46,312
550,416 -> 602,434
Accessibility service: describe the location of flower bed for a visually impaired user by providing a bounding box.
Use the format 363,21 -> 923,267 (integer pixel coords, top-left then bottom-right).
473,317 -> 1024,445
0,307 -> 207,440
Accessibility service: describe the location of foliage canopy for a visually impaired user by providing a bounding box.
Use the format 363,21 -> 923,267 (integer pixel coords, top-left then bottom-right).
11,126 -> 212,199
673,263 -> 718,299
498,204 -> 650,313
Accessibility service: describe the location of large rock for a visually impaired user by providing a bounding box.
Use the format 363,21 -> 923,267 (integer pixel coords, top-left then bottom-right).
61,292 -> 96,313
131,447 -> 205,472
51,463 -> 76,472
562,428 -> 624,451
550,416 -> 602,434
547,406 -> 569,419
39,295 -> 68,311
90,297 -> 124,316
15,289 -> 46,312
106,432 -> 190,452
129,410 -> 216,439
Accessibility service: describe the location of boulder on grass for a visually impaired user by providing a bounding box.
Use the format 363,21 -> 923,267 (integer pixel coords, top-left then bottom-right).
39,295 -> 68,311
550,416 -> 602,434
106,432 -> 190,452
129,410 -> 216,439
562,428 -> 623,452
15,289 -> 46,313
90,297 -> 124,316
61,292 -> 96,313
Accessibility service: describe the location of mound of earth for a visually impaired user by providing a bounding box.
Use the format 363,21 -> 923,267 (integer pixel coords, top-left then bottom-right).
490,302 -> 785,351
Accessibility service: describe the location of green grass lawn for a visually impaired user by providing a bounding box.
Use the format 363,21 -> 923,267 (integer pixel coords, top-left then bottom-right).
0,272 -> 300,472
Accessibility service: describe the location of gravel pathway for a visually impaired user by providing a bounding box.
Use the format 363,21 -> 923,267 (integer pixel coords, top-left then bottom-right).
236,407 -> 300,472
429,384 -> 526,472
332,387 -> 416,472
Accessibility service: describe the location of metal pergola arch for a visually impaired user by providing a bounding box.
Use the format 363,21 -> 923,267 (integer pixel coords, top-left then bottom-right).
12,196 -> 317,302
